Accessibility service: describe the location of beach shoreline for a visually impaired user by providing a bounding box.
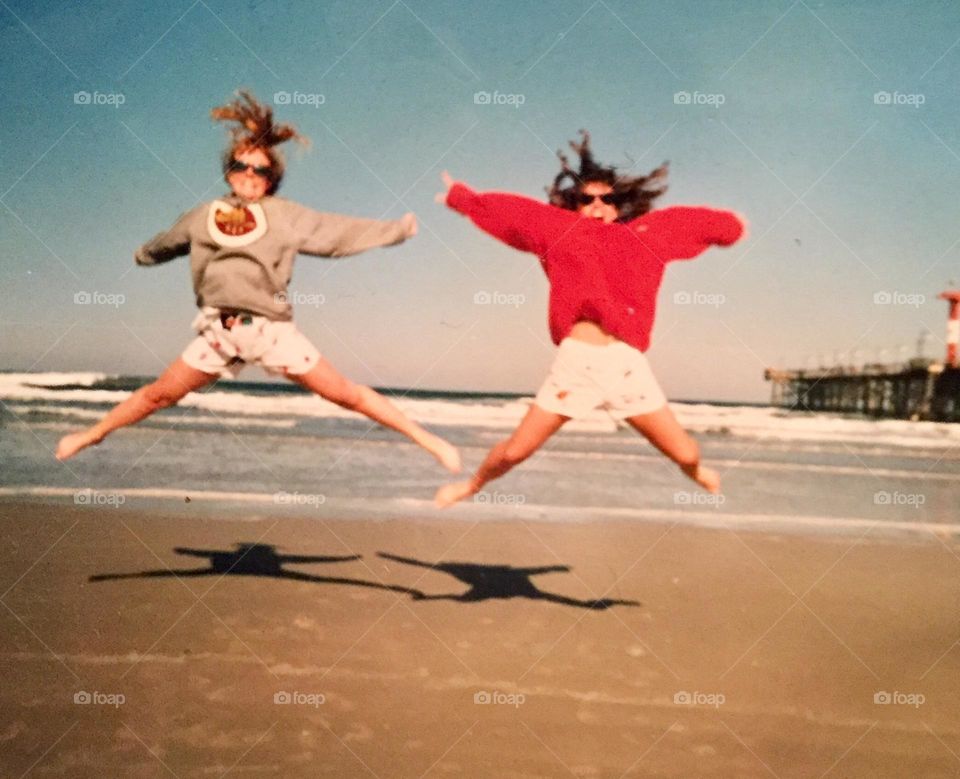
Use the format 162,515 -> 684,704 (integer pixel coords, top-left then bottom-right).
2,500 -> 958,777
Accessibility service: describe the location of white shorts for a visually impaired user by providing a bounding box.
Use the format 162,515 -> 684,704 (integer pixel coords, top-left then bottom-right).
181,307 -> 321,379
533,337 -> 668,420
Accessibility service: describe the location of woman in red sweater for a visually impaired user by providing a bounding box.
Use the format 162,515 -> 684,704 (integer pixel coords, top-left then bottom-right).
434,131 -> 746,507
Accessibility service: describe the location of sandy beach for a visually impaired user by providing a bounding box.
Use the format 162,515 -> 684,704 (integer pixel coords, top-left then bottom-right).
1,500 -> 958,777
5,0 -> 960,776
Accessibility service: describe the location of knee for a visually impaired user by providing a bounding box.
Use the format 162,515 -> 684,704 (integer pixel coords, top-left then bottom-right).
674,440 -> 700,470
327,381 -> 363,410
142,382 -> 182,410
500,441 -> 530,467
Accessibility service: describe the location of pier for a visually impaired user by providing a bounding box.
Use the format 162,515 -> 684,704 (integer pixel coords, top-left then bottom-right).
764,289 -> 960,422
764,361 -> 960,421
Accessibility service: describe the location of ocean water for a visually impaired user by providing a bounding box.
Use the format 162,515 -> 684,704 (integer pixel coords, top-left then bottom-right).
1,372 -> 958,537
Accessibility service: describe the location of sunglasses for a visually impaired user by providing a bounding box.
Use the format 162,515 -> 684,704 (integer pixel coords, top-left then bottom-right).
575,191 -> 625,206
228,159 -> 273,177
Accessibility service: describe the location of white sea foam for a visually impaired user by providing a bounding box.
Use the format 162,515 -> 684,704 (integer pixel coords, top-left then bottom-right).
4,404 -> 298,429
1,486 -> 956,538
671,403 -> 960,447
3,372 -> 959,448
0,372 -> 108,387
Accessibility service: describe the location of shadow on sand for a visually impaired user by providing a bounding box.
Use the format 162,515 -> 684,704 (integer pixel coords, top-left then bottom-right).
89,543 -> 639,610
378,552 -> 639,610
89,542 -> 423,595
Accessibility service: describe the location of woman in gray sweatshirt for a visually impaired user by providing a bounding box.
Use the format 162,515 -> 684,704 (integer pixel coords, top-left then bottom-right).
56,90 -> 461,474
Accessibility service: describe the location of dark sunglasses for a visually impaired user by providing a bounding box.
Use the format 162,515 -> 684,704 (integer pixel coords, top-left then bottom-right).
228,159 -> 273,177
575,191 -> 625,206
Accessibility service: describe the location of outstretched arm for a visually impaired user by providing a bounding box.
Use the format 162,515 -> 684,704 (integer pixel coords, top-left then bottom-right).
89,567 -> 214,581
377,551 -> 435,569
280,553 -> 361,564
290,201 -> 416,258
437,170 -> 579,256
173,547 -> 216,558
521,565 -> 571,575
633,205 -> 748,261
135,205 -> 201,265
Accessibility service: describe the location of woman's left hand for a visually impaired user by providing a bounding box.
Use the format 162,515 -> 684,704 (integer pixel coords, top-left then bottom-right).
400,211 -> 418,238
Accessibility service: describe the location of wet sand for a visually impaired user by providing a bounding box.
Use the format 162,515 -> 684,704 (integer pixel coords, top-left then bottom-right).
1,500 -> 958,777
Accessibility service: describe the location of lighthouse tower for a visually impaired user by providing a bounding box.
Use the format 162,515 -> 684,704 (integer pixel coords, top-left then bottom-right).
939,290 -> 960,368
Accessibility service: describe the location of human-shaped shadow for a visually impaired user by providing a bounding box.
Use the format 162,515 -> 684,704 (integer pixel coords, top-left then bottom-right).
377,552 -> 639,610
89,542 -> 424,596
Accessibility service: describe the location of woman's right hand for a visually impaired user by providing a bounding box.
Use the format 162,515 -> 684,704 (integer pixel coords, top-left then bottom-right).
434,170 -> 456,204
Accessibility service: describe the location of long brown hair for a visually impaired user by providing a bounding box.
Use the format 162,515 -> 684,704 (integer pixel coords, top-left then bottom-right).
547,130 -> 668,221
211,89 -> 309,195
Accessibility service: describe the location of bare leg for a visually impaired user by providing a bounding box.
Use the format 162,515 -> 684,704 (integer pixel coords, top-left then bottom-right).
435,404 -> 569,508
625,405 -> 720,493
56,358 -> 217,461
287,358 -> 461,473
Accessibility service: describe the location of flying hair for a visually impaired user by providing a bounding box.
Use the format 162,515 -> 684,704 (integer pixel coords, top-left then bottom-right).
211,89 -> 309,195
547,129 -> 669,221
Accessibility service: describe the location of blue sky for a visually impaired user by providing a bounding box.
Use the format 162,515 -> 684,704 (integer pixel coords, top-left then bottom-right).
1,0 -> 959,401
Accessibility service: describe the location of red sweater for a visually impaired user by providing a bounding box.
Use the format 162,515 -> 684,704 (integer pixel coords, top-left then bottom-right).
446,182 -> 745,352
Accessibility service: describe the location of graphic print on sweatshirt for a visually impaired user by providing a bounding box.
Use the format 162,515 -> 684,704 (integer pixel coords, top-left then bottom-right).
206,200 -> 268,247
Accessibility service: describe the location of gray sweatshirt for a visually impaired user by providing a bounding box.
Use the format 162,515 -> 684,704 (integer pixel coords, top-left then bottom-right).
135,193 -> 409,321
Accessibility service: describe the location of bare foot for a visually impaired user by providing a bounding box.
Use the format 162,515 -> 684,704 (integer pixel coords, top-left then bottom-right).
692,464 -> 721,494
56,429 -> 102,461
434,480 -> 477,508
426,435 -> 461,474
